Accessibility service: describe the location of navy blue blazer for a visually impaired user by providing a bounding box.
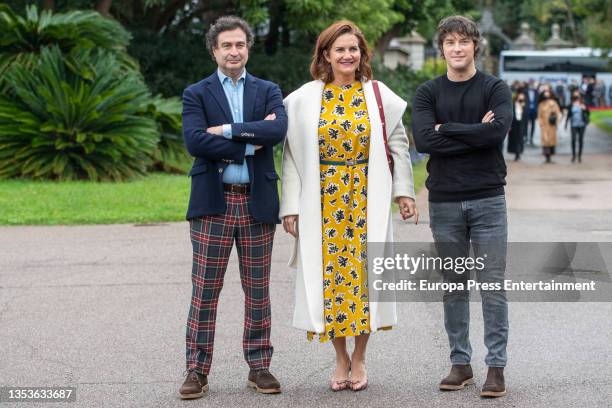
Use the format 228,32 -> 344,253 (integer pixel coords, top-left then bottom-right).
182,72 -> 288,224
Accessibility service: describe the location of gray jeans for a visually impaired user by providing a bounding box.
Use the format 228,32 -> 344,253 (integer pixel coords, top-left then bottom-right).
429,195 -> 509,367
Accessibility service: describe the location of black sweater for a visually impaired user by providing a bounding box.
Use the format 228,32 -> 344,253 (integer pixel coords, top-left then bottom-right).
412,70 -> 512,202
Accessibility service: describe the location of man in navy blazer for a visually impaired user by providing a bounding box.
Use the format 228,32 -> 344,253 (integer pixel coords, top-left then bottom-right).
179,16 -> 287,399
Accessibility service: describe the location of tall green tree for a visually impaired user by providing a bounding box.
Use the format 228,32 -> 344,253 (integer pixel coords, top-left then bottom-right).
583,0 -> 612,50
495,0 -> 608,46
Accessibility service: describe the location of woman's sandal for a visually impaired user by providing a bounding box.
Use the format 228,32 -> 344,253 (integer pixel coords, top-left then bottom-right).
350,377 -> 368,392
330,378 -> 350,391
330,362 -> 351,392
349,364 -> 368,392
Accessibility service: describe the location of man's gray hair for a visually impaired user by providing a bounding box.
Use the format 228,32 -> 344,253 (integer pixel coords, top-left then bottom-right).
205,16 -> 255,56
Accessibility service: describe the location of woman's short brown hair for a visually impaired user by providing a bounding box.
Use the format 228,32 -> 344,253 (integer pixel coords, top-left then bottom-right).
310,20 -> 373,83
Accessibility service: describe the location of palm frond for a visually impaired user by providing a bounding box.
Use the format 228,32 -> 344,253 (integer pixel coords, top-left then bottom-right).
145,95 -> 189,173
0,45 -> 159,181
0,4 -> 134,89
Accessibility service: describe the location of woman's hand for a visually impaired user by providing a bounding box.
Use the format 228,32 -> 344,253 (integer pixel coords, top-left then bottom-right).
396,197 -> 418,224
283,215 -> 299,237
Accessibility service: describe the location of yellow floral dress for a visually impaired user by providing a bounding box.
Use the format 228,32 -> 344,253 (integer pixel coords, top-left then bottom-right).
308,81 -> 373,342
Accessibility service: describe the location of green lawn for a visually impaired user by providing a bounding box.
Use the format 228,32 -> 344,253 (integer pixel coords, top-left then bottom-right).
590,110 -> 612,133
412,158 -> 427,194
0,173 -> 190,225
0,161 -> 427,226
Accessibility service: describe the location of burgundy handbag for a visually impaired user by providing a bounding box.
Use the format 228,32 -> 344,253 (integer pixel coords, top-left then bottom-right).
372,80 -> 394,176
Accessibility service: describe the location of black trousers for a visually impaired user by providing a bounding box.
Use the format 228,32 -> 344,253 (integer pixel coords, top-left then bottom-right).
571,126 -> 586,158
527,116 -> 536,142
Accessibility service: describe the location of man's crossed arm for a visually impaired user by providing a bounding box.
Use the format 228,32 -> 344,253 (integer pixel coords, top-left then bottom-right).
182,84 -> 288,162
412,81 -> 512,156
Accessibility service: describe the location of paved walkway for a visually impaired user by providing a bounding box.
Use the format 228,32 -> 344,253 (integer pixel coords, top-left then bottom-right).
1,125 -> 611,407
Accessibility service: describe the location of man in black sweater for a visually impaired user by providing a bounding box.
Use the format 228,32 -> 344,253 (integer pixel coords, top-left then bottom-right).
412,16 -> 512,398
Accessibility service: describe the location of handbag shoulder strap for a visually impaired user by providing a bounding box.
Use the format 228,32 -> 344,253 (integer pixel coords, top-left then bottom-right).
372,80 -> 393,174
372,80 -> 387,138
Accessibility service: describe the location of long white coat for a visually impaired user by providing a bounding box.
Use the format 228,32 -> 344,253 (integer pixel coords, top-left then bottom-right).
279,79 -> 415,334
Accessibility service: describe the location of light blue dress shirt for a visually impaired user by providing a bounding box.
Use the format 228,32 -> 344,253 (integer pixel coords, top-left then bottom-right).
217,69 -> 255,184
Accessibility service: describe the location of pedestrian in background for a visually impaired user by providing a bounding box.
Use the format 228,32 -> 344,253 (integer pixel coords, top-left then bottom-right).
508,92 -> 527,161
554,80 -> 567,109
584,76 -> 595,106
538,89 -> 562,164
565,94 -> 590,163
526,79 -> 538,145
594,79 -> 605,108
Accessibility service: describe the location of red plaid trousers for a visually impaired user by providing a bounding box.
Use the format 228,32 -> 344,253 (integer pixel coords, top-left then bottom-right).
185,191 -> 275,375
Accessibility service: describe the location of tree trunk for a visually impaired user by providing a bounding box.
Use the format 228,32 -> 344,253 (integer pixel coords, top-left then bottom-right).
563,0 -> 578,45
375,24 -> 402,60
265,0 -> 283,55
96,0 -> 113,17
42,0 -> 54,10
281,22 -> 290,47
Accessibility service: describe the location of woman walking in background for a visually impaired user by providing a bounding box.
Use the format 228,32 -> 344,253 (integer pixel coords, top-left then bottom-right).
280,20 -> 418,392
507,93 -> 527,161
538,89 -> 562,164
565,94 -> 590,163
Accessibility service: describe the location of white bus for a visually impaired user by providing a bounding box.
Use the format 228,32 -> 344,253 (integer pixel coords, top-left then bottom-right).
499,48 -> 612,87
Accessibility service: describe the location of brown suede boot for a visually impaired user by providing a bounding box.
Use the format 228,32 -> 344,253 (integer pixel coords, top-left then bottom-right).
179,370 -> 208,399
247,369 -> 281,394
480,367 -> 507,397
439,364 -> 474,391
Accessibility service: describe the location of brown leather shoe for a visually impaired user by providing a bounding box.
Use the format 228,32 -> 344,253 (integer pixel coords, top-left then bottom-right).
179,370 -> 208,399
247,369 -> 281,394
439,364 -> 474,391
480,367 -> 507,397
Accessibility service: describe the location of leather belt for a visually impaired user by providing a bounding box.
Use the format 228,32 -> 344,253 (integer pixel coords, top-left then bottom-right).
319,158 -> 368,166
223,183 -> 250,193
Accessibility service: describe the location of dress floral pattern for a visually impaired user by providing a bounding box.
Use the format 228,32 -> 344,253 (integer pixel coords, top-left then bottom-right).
308,81 -> 373,342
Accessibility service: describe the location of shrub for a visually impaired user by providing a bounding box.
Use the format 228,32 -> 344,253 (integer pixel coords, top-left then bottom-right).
0,46 -> 158,181
0,4 -> 137,92
145,95 -> 190,173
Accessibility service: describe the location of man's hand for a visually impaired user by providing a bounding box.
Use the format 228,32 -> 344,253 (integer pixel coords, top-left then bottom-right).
253,113 -> 276,150
396,197 -> 418,224
436,109 -> 493,131
482,110 -> 495,123
206,125 -> 224,135
208,113 -> 275,143
282,215 -> 299,237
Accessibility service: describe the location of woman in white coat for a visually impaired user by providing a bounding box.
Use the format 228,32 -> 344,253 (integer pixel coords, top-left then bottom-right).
280,20 -> 418,391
